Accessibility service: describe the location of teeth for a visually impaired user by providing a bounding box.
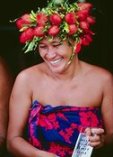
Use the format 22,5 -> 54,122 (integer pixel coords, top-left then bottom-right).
50,58 -> 62,64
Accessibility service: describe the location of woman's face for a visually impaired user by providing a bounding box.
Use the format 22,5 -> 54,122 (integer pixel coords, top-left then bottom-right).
38,37 -> 74,74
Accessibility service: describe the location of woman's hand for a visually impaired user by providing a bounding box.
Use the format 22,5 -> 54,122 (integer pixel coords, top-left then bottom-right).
85,127 -> 105,148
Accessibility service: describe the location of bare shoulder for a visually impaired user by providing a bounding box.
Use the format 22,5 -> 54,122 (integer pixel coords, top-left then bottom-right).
92,64 -> 112,83
82,61 -> 112,79
11,62 -> 46,102
14,62 -> 46,86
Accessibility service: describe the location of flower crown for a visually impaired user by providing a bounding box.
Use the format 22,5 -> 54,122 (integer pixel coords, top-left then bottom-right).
15,0 -> 95,53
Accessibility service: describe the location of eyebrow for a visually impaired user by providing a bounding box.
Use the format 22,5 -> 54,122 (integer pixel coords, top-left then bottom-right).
39,43 -> 46,45
39,40 -> 61,45
52,41 -> 61,44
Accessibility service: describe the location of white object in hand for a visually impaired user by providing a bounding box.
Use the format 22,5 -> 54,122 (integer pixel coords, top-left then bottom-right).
72,132 -> 93,157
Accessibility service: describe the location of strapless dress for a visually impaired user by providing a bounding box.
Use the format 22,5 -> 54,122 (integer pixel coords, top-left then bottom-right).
27,100 -> 104,157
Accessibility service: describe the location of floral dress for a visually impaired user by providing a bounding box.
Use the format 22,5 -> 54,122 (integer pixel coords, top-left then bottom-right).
27,100 -> 103,157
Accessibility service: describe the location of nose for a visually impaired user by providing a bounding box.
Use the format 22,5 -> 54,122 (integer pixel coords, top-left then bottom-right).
46,48 -> 56,59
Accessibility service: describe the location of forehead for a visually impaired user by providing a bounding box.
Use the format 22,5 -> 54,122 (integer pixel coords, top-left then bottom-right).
39,37 -> 62,45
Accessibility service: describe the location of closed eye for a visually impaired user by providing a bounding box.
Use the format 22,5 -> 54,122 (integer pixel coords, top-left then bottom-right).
39,45 -> 47,49
52,43 -> 62,47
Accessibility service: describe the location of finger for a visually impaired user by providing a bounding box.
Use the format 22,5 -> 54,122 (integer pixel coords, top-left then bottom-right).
91,128 -> 104,135
88,134 -> 100,142
89,140 -> 104,148
85,127 -> 92,136
89,141 -> 102,147
88,134 -> 105,148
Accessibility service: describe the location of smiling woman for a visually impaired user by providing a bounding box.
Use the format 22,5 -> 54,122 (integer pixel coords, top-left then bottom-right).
38,38 -> 76,74
0,0 -> 113,75
7,1 -> 113,157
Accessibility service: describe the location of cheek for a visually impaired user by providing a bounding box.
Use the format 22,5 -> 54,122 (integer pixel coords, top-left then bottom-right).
62,46 -> 72,58
39,49 -> 46,58
64,54 -> 72,61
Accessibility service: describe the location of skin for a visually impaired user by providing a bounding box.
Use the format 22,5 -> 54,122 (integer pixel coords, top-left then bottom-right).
7,38 -> 113,157
0,57 -> 13,153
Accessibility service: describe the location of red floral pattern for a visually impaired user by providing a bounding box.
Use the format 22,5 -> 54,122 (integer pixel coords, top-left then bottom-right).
27,100 -> 103,157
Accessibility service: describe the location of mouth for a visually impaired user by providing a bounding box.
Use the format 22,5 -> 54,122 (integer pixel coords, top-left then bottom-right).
49,58 -> 63,65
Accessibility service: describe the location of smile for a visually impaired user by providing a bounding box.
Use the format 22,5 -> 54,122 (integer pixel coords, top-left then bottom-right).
49,58 -> 63,65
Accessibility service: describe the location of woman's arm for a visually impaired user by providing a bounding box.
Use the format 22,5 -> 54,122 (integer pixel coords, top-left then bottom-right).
7,70 -> 57,157
0,58 -> 13,150
85,72 -> 113,148
101,72 -> 113,145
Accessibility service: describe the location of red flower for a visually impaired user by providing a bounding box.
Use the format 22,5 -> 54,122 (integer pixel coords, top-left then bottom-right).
59,130 -> 71,143
19,28 -> 34,43
16,18 -> 24,29
68,24 -> 78,35
48,26 -> 60,36
65,12 -> 77,24
81,34 -> 93,46
31,137 -> 41,148
36,13 -> 48,26
50,14 -> 62,25
76,9 -> 89,21
34,26 -> 45,37
74,42 -> 82,53
79,111 -> 99,127
80,21 -> 89,31
21,14 -> 31,23
77,2 -> 93,12
38,115 -> 53,129
86,29 -> 95,35
87,16 -> 96,25
49,142 -> 71,157
85,34 -> 93,43
47,114 -> 57,121
16,14 -> 31,29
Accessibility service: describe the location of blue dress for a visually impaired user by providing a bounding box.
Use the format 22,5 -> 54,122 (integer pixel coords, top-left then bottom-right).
27,100 -> 104,157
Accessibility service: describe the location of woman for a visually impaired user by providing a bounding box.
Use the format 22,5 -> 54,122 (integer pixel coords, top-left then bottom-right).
0,57 -> 13,156
7,0 -> 113,157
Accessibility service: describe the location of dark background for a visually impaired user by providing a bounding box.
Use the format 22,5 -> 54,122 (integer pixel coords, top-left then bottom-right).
0,1 -> 113,156
0,0 -> 113,78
